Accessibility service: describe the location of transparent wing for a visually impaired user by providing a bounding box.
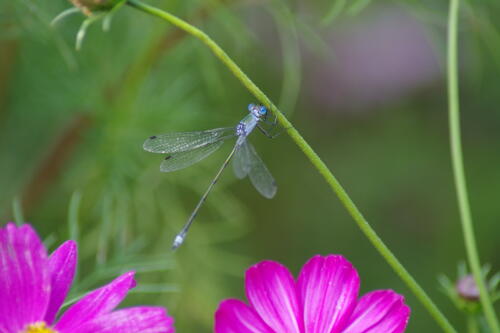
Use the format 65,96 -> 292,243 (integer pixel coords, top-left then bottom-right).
232,140 -> 252,179
246,141 -> 277,199
160,140 -> 224,172
144,127 -> 235,154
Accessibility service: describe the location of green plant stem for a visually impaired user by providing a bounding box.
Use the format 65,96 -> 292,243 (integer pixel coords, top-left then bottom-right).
127,1 -> 456,331
467,315 -> 479,333
12,197 -> 25,226
447,0 -> 500,332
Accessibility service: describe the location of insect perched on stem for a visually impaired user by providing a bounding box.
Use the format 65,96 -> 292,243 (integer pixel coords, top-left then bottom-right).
144,104 -> 278,249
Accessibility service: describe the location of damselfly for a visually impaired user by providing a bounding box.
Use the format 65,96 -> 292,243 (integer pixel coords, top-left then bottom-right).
144,104 -> 277,249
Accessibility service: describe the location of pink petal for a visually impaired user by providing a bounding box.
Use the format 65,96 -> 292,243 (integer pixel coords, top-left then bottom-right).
70,307 -> 174,333
0,223 -> 50,332
55,271 -> 136,331
45,240 -> 78,324
342,290 -> 410,333
297,255 -> 359,333
245,260 -> 302,333
214,299 -> 274,333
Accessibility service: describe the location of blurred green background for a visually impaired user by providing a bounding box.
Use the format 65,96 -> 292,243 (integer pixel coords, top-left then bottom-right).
1,0 -> 500,331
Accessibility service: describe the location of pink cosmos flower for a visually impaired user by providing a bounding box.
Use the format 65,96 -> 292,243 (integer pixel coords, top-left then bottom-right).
0,223 -> 174,333
215,255 -> 410,333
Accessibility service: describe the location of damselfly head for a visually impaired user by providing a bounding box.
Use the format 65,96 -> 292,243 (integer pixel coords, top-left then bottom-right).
248,103 -> 268,119
259,106 -> 268,117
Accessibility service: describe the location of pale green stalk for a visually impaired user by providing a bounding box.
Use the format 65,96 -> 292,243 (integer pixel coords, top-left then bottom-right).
447,0 -> 500,331
126,1 -> 457,331
467,315 -> 479,333
12,197 -> 25,226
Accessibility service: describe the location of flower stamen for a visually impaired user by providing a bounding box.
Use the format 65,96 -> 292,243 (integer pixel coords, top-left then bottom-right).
22,322 -> 57,333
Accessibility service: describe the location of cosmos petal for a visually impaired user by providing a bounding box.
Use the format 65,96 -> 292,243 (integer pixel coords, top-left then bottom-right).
342,290 -> 410,333
245,260 -> 302,333
297,255 -> 360,333
55,271 -> 136,331
70,307 -> 174,333
45,240 -> 78,324
214,299 -> 274,333
0,223 -> 50,332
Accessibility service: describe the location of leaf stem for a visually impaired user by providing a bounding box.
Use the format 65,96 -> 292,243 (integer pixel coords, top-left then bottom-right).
127,1 -> 457,331
447,0 -> 500,332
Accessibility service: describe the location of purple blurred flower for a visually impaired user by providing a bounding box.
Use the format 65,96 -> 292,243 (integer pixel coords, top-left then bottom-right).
0,223 -> 174,333
456,274 -> 480,301
215,255 -> 410,333
306,6 -> 441,112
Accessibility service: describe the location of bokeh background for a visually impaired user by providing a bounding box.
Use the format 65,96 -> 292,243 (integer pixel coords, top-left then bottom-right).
1,0 -> 500,331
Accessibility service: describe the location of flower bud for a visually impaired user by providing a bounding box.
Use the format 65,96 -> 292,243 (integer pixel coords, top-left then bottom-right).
456,275 -> 480,301
69,0 -> 120,15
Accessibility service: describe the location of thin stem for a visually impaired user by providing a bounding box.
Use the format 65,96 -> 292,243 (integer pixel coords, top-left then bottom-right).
467,315 -> 479,333
12,197 -> 25,226
51,7 -> 81,26
127,1 -> 457,331
447,0 -> 500,332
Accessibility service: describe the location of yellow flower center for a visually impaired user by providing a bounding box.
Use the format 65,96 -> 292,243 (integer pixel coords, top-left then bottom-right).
22,322 -> 57,333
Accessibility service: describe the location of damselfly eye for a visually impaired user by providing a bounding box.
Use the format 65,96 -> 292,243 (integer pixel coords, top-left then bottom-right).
248,103 -> 256,112
259,106 -> 267,116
